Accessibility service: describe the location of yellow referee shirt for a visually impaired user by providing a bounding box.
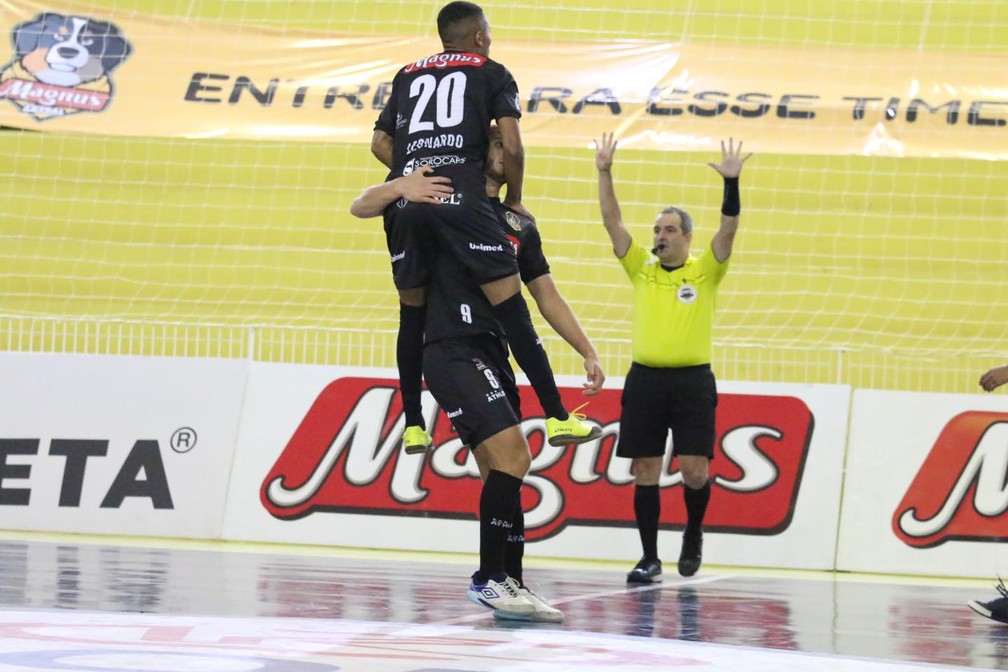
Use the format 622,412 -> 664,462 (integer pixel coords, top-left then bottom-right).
618,242 -> 729,368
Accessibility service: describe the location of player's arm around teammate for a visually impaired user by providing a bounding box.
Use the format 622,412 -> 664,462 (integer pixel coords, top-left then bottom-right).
349,167 -> 454,218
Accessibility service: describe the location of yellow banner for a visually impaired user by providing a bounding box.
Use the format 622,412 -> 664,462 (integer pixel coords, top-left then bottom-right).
1,0 -> 1005,157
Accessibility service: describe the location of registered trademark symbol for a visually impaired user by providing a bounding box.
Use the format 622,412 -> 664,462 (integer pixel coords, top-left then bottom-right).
170,427 -> 198,453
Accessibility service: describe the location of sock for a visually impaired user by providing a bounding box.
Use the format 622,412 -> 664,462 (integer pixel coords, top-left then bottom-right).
476,469 -> 523,583
490,293 -> 567,420
505,490 -> 526,586
634,484 -> 660,560
397,303 -> 426,429
683,479 -> 711,536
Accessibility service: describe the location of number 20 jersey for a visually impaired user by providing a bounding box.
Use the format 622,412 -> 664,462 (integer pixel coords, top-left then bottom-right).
374,51 -> 522,194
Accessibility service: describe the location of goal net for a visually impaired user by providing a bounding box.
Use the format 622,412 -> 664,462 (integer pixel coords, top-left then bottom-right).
0,0 -> 1005,393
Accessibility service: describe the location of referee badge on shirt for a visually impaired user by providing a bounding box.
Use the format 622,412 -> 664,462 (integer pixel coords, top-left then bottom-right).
677,283 -> 698,304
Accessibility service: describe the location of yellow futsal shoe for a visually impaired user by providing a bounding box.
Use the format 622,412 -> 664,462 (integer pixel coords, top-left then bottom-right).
402,425 -> 433,455
545,403 -> 601,447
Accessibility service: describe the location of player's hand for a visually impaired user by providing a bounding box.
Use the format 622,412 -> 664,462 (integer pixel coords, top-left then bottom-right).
979,365 -> 1008,392
399,166 -> 454,204
581,356 -> 605,396
594,132 -> 617,172
503,200 -> 535,221
707,137 -> 752,178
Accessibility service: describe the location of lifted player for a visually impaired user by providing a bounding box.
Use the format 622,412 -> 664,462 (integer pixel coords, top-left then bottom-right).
369,1 -> 599,455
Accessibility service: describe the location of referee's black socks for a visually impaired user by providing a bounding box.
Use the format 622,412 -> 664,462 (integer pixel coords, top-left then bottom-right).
491,293 -> 568,420
634,484 -> 661,560
683,479 -> 712,535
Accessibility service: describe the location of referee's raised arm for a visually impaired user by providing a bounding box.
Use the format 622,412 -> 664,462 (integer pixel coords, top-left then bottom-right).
708,137 -> 752,263
594,132 -> 633,258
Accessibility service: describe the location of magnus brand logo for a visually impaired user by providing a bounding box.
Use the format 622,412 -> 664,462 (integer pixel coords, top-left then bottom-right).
892,411 -> 1008,548
260,377 -> 815,540
0,12 -> 132,120
403,52 -> 486,74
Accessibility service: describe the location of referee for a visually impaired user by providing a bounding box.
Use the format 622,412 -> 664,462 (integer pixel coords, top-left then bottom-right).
594,134 -> 751,582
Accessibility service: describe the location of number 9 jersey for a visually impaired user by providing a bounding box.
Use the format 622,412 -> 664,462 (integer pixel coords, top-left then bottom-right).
374,50 -> 522,194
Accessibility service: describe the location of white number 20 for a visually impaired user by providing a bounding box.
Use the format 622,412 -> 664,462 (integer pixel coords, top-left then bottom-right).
408,72 -> 466,134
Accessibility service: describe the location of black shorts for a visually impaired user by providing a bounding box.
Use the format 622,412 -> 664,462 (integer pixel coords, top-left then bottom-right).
384,192 -> 519,290
422,334 -> 522,448
616,363 -> 717,460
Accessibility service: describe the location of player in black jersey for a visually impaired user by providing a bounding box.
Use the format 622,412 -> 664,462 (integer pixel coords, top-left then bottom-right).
352,124 -> 605,620
369,1 -> 598,457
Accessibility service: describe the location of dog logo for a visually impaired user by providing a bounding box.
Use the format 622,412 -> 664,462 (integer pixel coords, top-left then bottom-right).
0,12 -> 132,120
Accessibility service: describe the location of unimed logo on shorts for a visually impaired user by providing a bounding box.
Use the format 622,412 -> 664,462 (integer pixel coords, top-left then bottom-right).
260,377 -> 815,540
892,411 -> 1008,548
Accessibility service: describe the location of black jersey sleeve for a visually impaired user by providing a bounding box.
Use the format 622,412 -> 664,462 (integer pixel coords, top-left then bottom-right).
510,210 -> 550,284
487,62 -> 522,121
517,226 -> 550,284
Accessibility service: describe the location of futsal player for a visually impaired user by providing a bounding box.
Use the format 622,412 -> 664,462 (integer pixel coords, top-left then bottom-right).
369,1 -> 598,455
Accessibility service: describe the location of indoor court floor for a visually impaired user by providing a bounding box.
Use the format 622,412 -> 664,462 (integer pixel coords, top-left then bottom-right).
0,533 -> 1004,671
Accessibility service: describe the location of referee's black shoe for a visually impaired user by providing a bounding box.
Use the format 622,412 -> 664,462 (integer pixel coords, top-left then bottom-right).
967,576 -> 1008,624
627,557 -> 662,583
678,530 -> 703,577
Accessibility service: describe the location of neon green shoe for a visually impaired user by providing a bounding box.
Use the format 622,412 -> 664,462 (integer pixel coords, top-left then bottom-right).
402,425 -> 433,454
545,403 -> 601,447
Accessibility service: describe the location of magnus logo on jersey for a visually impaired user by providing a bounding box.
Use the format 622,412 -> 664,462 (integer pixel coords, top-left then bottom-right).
892,411 -> 1008,548
0,12 -> 132,120
402,52 -> 486,74
260,376 -> 814,540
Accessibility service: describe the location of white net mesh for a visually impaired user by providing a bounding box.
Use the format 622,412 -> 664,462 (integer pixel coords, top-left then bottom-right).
0,0 -> 1005,392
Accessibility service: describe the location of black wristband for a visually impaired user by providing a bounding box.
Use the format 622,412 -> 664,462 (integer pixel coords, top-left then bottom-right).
721,177 -> 740,216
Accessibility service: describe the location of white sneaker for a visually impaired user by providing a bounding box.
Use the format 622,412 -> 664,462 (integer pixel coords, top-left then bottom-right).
493,582 -> 565,623
467,574 -> 534,615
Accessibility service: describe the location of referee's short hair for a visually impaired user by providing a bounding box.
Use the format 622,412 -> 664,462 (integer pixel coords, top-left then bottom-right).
437,2 -> 484,43
660,206 -> 693,235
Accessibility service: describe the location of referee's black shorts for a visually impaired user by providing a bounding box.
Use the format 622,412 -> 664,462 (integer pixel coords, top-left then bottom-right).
423,334 -> 522,449
616,362 -> 717,460
383,192 -> 519,291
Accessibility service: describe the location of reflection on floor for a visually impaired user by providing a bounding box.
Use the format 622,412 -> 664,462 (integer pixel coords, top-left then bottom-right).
0,535 -> 1004,671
